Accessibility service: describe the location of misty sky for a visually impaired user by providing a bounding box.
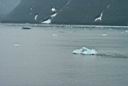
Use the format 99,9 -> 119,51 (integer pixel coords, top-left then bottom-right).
0,0 -> 21,16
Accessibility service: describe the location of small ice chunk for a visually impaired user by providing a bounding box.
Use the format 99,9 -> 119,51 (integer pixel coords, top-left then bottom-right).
101,34 -> 108,36
51,8 -> 56,12
13,43 -> 21,47
41,19 -> 51,24
72,47 -> 97,55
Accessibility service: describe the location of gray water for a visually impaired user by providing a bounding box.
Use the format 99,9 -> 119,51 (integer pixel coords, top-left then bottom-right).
0,24 -> 128,86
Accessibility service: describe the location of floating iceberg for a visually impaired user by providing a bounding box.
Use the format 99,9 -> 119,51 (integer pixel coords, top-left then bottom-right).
72,47 -> 97,55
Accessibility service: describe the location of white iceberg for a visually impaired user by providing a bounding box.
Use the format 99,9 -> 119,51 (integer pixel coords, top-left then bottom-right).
72,47 -> 97,55
41,19 -> 51,24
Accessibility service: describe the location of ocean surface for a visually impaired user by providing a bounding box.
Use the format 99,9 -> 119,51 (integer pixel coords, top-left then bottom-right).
0,23 -> 128,86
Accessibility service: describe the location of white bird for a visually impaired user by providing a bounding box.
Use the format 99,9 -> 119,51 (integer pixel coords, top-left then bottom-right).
94,12 -> 103,22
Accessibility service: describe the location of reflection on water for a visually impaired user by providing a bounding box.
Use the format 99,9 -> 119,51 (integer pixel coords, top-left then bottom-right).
97,53 -> 128,59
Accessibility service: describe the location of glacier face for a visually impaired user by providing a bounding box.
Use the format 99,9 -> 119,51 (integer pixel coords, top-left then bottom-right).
0,0 -> 21,17
1,0 -> 128,25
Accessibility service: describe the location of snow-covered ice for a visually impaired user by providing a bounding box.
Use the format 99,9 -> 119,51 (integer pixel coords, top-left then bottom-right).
72,47 -> 97,55
40,8 -> 57,24
41,19 -> 51,24
51,13 -> 57,18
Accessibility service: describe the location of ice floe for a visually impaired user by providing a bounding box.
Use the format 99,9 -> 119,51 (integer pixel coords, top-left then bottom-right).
72,47 -> 97,55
